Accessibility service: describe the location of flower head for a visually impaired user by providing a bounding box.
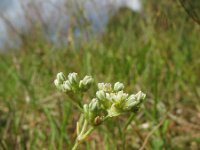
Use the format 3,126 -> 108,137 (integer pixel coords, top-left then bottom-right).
111,91 -> 129,108
107,91 -> 146,117
83,98 -> 102,125
54,72 -> 146,125
96,90 -> 111,109
124,91 -> 146,111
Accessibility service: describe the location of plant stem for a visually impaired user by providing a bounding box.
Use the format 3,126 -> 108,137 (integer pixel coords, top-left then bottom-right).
78,120 -> 87,140
122,113 -> 135,150
72,120 -> 87,150
123,113 -> 135,131
80,127 -> 94,141
72,140 -> 79,150
72,119 -> 95,150
66,94 -> 83,111
103,115 -> 110,122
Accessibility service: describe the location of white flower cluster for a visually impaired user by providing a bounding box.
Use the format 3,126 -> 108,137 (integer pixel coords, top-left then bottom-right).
54,72 -> 146,126
83,98 -> 102,125
95,82 -> 146,117
54,72 -> 94,92
54,72 -> 146,149
83,82 -> 146,126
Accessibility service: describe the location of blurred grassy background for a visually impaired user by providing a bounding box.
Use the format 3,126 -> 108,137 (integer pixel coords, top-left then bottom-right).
0,0 -> 200,150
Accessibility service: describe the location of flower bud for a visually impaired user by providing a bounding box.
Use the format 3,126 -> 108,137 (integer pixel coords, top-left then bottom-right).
123,91 -> 146,111
79,76 -> 94,91
96,90 -> 106,101
83,102 -> 100,126
114,82 -> 124,92
97,83 -> 112,92
54,79 -> 61,89
54,72 -> 66,90
68,72 -> 78,85
117,91 -> 128,100
107,104 -> 123,117
56,72 -> 66,83
83,76 -> 94,84
112,91 -> 128,109
135,91 -> 146,100
62,80 -> 72,92
106,93 -> 113,101
89,98 -> 100,111
97,83 -> 104,90
96,91 -> 112,109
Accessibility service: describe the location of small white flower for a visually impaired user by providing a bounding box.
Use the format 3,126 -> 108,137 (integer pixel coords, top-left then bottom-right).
123,91 -> 146,111
97,83 -> 104,90
79,75 -> 94,91
89,98 -> 100,111
111,91 -> 128,109
83,99 -> 101,126
56,72 -> 66,83
62,80 -> 72,92
106,93 -> 113,101
112,91 -> 128,103
82,76 -> 94,85
135,91 -> 146,100
54,72 -> 66,90
54,79 -> 60,89
107,104 -> 122,117
96,90 -> 106,100
97,83 -> 112,92
114,82 -> 124,92
68,72 -> 78,85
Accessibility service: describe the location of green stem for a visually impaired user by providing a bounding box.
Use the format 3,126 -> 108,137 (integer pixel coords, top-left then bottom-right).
72,127 -> 95,150
103,115 -> 110,122
72,115 -> 109,150
72,120 -> 87,150
80,127 -> 94,141
66,95 -> 83,111
72,140 -> 79,150
122,113 -> 135,150
123,113 -> 135,131
78,120 -> 87,139
72,120 -> 94,150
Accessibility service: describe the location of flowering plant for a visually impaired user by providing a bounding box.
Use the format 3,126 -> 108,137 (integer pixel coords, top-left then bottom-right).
54,72 -> 146,150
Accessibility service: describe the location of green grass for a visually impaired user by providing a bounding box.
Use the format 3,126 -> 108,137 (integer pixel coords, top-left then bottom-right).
0,1 -> 200,149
